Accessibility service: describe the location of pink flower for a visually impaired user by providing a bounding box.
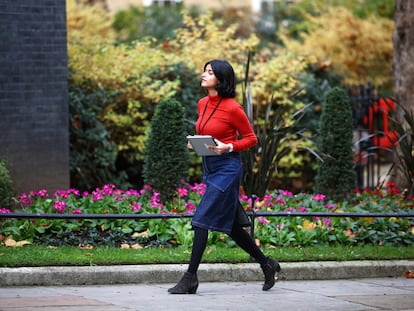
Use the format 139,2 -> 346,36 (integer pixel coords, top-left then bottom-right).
263,194 -> 272,201
325,204 -> 335,209
38,189 -> 48,197
131,201 -> 142,211
285,207 -> 295,212
258,216 -> 270,225
102,184 -> 116,195
240,194 -> 250,202
0,208 -> 11,213
297,206 -> 308,212
20,193 -> 32,206
189,183 -> 206,195
54,190 -> 69,198
177,187 -> 188,197
150,192 -> 164,209
184,201 -> 196,213
125,189 -> 140,198
261,194 -> 274,208
92,190 -> 104,201
72,209 -> 82,214
280,190 -> 293,197
323,218 -> 332,227
53,201 -> 66,213
314,194 -> 326,201
275,197 -> 286,206
67,188 -> 80,196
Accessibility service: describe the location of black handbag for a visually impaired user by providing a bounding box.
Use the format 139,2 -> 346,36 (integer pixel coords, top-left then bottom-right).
237,202 -> 251,227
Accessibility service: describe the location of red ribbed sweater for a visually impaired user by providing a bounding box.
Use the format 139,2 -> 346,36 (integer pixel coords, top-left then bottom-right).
196,95 -> 257,152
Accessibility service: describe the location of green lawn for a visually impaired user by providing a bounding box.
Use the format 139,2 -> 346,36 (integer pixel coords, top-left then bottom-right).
1,245 -> 413,267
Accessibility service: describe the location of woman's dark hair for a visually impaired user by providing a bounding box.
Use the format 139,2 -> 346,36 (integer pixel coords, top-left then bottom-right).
204,60 -> 236,98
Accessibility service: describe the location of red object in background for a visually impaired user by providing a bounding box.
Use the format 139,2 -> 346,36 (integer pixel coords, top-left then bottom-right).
363,98 -> 399,148
405,270 -> 414,278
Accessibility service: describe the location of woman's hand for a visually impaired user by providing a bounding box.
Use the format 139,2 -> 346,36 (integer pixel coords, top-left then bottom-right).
207,138 -> 233,155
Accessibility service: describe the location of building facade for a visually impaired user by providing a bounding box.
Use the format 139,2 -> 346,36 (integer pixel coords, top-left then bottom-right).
0,0 -> 70,196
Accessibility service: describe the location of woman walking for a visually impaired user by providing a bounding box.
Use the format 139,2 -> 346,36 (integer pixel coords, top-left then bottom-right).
168,60 -> 280,294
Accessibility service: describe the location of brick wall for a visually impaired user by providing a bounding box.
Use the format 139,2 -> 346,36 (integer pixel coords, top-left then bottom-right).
0,0 -> 69,195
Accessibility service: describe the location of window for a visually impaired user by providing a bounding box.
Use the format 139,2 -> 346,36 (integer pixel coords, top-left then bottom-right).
143,0 -> 182,6
251,0 -> 293,13
252,0 -> 275,13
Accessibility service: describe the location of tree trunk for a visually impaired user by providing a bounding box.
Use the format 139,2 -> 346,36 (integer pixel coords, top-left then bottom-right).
393,0 -> 414,111
392,0 -> 414,189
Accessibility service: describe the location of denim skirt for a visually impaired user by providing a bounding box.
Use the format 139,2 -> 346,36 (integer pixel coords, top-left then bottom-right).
191,152 -> 242,234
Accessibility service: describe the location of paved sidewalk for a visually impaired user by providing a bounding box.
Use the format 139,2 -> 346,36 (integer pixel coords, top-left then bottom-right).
1,278 -> 414,311
1,261 -> 413,310
1,261 -> 413,286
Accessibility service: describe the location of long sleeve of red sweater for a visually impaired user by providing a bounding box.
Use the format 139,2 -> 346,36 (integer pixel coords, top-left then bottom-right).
196,95 -> 257,152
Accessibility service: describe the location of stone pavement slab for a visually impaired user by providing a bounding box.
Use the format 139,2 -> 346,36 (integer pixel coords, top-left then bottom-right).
1,260 -> 413,286
0,296 -> 129,311
1,278 -> 413,311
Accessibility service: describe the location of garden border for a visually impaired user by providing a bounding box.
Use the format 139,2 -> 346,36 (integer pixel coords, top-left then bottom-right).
2,211 -> 413,242
2,211 -> 414,220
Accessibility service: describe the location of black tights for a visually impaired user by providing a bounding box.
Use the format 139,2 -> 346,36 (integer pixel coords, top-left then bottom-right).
187,222 -> 267,274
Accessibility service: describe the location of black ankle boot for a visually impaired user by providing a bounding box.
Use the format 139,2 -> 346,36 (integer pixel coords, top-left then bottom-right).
261,257 -> 281,291
168,272 -> 199,294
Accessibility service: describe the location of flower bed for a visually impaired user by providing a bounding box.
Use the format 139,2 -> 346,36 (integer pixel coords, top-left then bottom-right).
1,182 -> 413,248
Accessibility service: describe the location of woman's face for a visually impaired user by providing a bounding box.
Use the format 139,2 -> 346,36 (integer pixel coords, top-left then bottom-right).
201,64 -> 219,90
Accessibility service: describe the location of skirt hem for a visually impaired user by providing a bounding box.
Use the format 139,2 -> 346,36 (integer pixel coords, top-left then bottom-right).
191,220 -> 233,235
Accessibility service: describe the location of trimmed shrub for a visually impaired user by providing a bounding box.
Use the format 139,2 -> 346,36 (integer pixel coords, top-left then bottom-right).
314,86 -> 356,201
143,99 -> 189,203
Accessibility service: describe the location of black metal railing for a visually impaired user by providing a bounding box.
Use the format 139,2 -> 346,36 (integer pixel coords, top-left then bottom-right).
1,211 -> 413,244
348,83 -> 394,190
2,211 -> 413,220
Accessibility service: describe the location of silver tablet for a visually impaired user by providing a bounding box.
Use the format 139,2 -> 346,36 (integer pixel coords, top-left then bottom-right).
187,135 -> 218,156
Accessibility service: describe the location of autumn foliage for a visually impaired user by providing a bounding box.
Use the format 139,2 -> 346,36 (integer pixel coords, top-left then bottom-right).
281,6 -> 394,88
65,0 -> 396,191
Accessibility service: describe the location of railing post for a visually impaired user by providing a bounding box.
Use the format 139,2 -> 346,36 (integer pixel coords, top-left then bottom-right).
248,194 -> 257,262
249,194 -> 257,242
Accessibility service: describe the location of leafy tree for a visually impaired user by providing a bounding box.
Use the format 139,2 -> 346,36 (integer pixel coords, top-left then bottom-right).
168,12 -> 260,76
143,99 -> 189,203
66,0 -> 116,46
280,6 -> 394,90
67,0 -> 181,188
69,83 -> 130,191
314,87 -> 356,201
112,4 -> 188,44
292,0 -> 395,19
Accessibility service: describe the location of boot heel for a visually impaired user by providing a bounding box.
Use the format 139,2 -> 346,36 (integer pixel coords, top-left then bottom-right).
188,284 -> 198,294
